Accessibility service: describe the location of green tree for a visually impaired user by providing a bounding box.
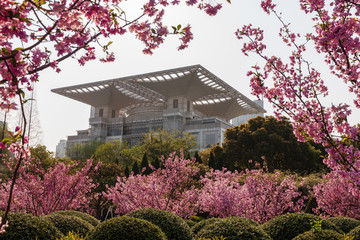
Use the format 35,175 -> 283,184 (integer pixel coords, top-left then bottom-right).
132,161 -> 139,175
30,145 -> 55,170
140,153 -> 151,175
66,140 -> 104,161
216,116 -> 324,173
89,162 -> 123,220
193,151 -> 202,164
142,129 -> 197,162
152,157 -> 160,169
124,166 -> 130,178
208,152 -> 216,170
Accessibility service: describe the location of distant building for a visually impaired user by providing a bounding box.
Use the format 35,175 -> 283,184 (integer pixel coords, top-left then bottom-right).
231,99 -> 265,126
52,65 -> 266,151
55,139 -> 67,158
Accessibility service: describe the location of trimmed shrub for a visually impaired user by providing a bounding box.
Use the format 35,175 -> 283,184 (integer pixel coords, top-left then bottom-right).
348,225 -> 360,240
52,210 -> 100,227
44,214 -> 93,236
127,208 -> 192,240
195,217 -> 270,240
185,219 -> 197,228
0,211 -> 63,240
192,218 -> 222,236
56,231 -> 85,240
292,229 -> 343,240
261,213 -> 342,240
86,216 -> 166,240
326,216 -> 360,233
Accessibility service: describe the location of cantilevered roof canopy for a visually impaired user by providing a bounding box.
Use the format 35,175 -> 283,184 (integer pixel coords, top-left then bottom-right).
52,65 -> 266,120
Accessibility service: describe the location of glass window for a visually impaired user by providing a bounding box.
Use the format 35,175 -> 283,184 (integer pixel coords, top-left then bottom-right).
187,100 -> 190,111
99,108 -> 103,117
112,110 -> 116,118
173,99 -> 178,108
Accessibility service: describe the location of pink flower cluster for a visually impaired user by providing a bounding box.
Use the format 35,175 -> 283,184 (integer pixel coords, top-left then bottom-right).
0,159 -> 99,216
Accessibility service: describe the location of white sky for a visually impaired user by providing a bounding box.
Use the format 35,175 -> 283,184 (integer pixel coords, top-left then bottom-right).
23,0 -> 358,152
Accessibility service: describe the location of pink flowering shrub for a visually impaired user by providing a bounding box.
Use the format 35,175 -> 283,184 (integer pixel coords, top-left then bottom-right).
0,159 -> 99,216
199,168 -> 304,223
312,172 -> 360,219
104,152 -> 200,218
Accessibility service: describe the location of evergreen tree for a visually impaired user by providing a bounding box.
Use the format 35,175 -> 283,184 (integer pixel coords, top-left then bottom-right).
208,152 -> 216,169
124,165 -> 130,178
132,162 -> 139,175
153,157 -> 160,169
141,153 -> 151,175
186,152 -> 191,160
194,151 -> 202,164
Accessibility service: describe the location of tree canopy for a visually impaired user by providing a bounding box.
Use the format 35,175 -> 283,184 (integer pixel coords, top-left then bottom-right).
213,116 -> 325,173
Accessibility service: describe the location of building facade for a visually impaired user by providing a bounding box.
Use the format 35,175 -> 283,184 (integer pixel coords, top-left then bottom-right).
52,65 -> 266,152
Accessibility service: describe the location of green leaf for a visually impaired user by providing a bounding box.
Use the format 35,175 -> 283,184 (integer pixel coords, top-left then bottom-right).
1,138 -> 11,144
151,28 -> 156,34
177,24 -> 181,30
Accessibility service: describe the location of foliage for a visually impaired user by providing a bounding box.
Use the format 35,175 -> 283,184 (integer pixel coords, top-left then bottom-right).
141,153 -> 152,175
30,144 -> 55,170
0,160 -> 98,215
56,231 -> 85,240
208,152 -> 216,169
326,217 -> 360,234
312,172 -> 360,219
51,210 -> 100,228
142,129 -> 197,162
87,162 -> 123,219
105,152 -> 200,218
185,219 -> 197,228
192,218 -> 222,237
261,213 -> 342,240
66,141 -> 103,161
195,216 -> 271,240
127,208 -> 193,240
86,216 -> 166,240
215,116 -> 324,172
197,237 -> 226,240
348,225 -> 360,240
131,161 -> 139,175
292,229 -> 344,240
0,211 -> 63,240
199,168 -> 304,223
44,214 -> 93,237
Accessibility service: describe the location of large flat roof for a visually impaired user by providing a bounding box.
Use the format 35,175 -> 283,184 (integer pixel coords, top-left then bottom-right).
52,65 -> 266,120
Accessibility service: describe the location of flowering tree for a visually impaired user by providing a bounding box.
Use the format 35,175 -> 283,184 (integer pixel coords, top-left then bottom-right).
236,0 -> 360,194
199,168 -> 304,223
0,0 -> 227,229
0,159 -> 99,215
105,152 -> 200,218
312,171 -> 360,219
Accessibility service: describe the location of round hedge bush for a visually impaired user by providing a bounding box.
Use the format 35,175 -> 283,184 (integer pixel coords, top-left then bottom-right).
86,216 -> 166,240
292,229 -> 343,240
348,225 -> 360,240
195,217 -> 270,240
261,213 -> 342,240
184,219 -> 197,228
127,208 -> 192,240
326,216 -> 360,233
44,214 -> 94,236
0,211 -> 63,240
52,210 -> 100,227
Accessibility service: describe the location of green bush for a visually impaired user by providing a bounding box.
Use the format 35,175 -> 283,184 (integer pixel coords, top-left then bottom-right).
86,216 -> 166,240
44,214 -> 93,236
56,231 -> 85,240
348,225 -> 360,240
195,216 -> 270,240
292,229 -> 343,240
0,211 -> 63,240
52,210 -> 100,227
261,213 -> 343,240
127,208 -> 192,240
185,219 -> 197,228
192,218 -> 222,236
326,216 -> 360,233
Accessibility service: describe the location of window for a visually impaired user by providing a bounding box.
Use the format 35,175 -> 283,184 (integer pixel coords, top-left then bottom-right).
204,132 -> 216,147
187,100 -> 190,111
112,110 -> 116,118
99,109 -> 103,117
173,99 -> 178,108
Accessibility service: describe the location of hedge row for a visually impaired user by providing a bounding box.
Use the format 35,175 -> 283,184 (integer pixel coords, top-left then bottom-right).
1,210 -> 359,240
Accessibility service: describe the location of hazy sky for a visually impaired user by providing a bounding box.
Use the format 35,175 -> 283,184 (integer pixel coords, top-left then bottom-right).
19,0 -> 357,152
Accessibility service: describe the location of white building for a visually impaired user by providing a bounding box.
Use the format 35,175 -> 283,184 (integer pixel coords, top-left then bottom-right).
52,65 -> 266,151
231,99 -> 265,126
